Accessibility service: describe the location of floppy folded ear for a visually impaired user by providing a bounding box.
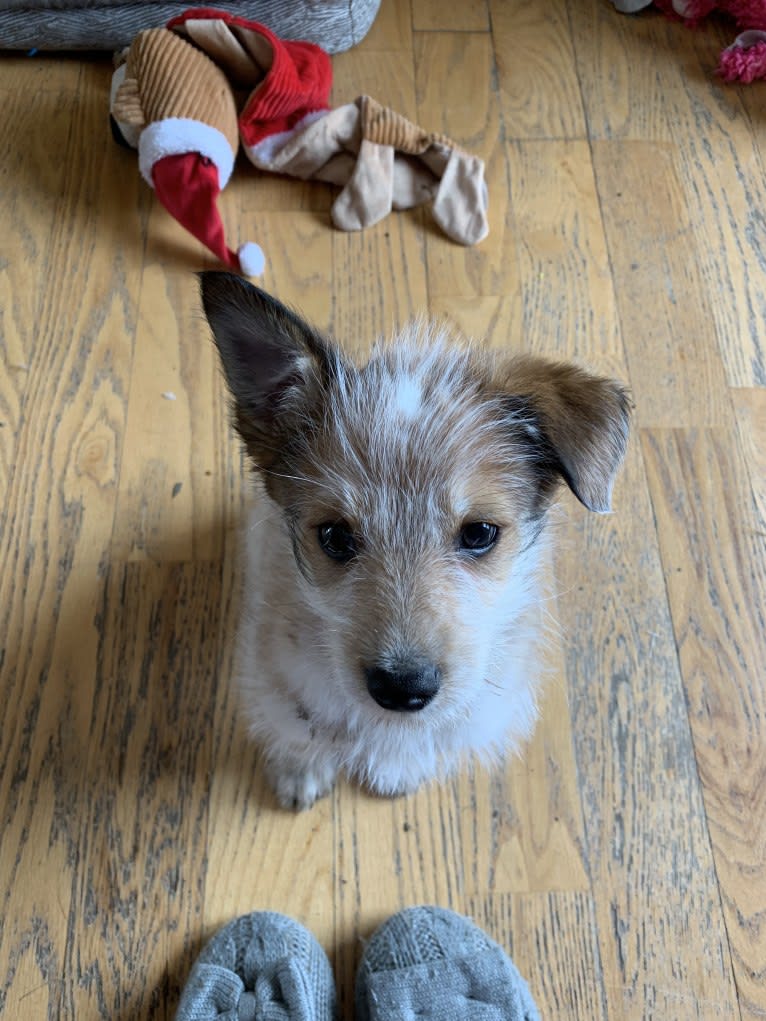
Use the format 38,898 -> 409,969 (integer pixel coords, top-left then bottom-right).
499,356 -> 631,513
199,271 -> 336,467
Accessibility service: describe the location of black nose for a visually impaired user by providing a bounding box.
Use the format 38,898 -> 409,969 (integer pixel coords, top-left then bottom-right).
365,663 -> 441,712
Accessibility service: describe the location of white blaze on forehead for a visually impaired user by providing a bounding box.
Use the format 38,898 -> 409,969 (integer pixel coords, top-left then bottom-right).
390,374 -> 423,420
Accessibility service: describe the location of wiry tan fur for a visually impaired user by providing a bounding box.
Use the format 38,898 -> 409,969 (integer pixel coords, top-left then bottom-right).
199,273 -> 631,809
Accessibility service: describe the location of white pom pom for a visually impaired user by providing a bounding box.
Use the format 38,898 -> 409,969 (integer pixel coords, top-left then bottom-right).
237,242 -> 265,277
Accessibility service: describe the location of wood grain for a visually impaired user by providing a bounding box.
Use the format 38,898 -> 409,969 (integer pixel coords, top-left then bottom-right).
412,0 -> 488,32
576,0 -> 766,388
331,214 -> 428,343
490,0 -> 586,140
358,0 -> 413,54
659,85 -> 766,389
0,89 -> 85,512
0,52 -> 85,92
570,0 -> 674,141
643,427 -> 766,1021
467,892 -> 607,1020
332,49 -> 417,117
236,163 -> 334,217
0,62 -> 145,1019
732,387 -> 766,528
557,439 -> 740,1020
594,140 -> 731,426
70,561 -> 226,1019
415,31 -> 518,299
1,2 -> 764,1019
507,140 -> 626,375
110,259 -> 232,563
430,295 -> 524,355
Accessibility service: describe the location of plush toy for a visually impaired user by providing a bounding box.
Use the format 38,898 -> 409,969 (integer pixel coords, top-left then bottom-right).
240,92 -> 489,247
111,10 -> 334,273
110,9 -> 489,274
611,0 -> 766,81
111,26 -> 265,274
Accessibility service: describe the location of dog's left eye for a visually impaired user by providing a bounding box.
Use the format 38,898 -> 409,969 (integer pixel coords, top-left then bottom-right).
458,522 -> 499,555
318,521 -> 358,562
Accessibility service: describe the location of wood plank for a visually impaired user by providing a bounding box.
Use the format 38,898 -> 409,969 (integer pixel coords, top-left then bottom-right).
355,0 -> 413,54
250,208 -> 336,329
67,561 -> 225,1018
0,90 -> 76,511
732,387 -> 766,530
109,244 -> 235,564
415,31 -> 517,299
199,200 -> 338,993
573,1 -> 766,387
237,163 -> 333,216
659,76 -> 766,389
507,140 -> 626,375
0,565 -> 103,1018
111,202 -> 333,563
643,426 -> 766,1021
0,52 -> 84,92
467,892 -> 607,1020
491,0 -> 586,140
452,569 -> 590,901
332,49 -> 416,116
594,140 -> 731,426
0,64 -> 144,1017
331,213 -> 428,343
455,678 -> 590,898
429,296 -> 524,357
203,755 -> 337,949
413,0 -> 488,32
558,437 -> 740,1020
569,0 -> 674,141
0,68 -> 141,799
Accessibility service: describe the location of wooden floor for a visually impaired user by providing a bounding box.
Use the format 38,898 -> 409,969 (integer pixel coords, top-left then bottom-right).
1,1 -> 765,1017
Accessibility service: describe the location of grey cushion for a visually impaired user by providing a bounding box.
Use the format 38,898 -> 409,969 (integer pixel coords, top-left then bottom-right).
0,0 -> 381,52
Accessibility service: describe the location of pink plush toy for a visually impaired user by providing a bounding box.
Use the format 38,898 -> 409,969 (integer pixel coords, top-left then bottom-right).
613,0 -> 766,81
657,0 -> 766,81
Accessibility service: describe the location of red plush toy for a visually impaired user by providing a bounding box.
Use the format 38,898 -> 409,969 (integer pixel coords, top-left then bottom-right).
653,0 -> 766,80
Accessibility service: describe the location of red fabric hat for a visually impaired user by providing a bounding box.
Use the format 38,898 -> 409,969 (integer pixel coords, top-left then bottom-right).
152,152 -> 265,275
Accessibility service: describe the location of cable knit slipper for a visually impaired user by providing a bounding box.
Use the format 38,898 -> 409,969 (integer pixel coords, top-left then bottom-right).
355,906 -> 539,1021
175,911 -> 337,1021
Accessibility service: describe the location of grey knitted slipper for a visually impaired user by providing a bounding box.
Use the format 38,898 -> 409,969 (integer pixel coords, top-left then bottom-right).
355,906 -> 539,1021
175,911 -> 337,1021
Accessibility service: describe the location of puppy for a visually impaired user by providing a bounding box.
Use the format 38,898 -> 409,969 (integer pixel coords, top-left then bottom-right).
200,272 -> 630,810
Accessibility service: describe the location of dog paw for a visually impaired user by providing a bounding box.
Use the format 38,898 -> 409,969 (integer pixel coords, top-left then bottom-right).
267,759 -> 337,811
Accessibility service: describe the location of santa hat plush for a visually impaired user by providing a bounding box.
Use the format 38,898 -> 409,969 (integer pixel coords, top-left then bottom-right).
111,27 -> 264,274
167,9 -> 333,164
148,150 -> 265,276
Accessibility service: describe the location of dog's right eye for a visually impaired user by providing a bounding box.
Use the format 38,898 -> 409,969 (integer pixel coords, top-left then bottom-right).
458,521 -> 499,555
318,522 -> 357,562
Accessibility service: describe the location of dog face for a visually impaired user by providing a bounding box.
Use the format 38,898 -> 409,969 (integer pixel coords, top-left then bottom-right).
200,272 -> 630,730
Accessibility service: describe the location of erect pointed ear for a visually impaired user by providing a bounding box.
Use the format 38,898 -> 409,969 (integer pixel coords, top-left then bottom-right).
499,356 -> 631,513
198,271 -> 337,466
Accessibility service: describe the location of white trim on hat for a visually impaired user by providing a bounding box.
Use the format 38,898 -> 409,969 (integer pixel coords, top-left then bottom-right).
139,118 -> 236,190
